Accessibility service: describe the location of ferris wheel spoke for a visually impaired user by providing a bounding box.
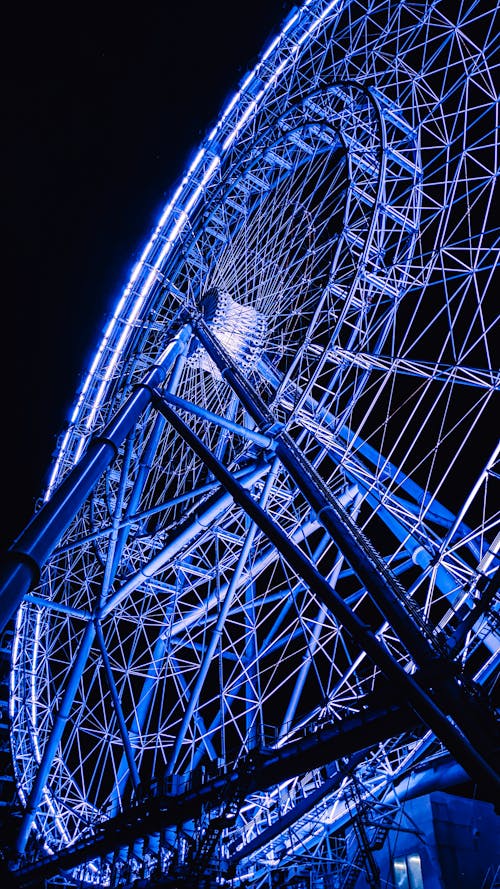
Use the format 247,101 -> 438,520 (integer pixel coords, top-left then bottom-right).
98,462 -> 269,620
107,352 -> 189,570
192,322 -> 457,665
102,475 -> 357,663
323,347 -> 500,391
159,344 -> 500,768
108,623 -> 175,814
16,620 -> 96,853
93,621 -> 141,794
186,596 -> 316,774
261,354 -> 495,642
50,471 -> 244,560
157,398 -> 500,791
165,459 -> 279,776
107,466 -> 326,795
110,410 -> 169,567
140,507 -> 332,770
280,552 -> 345,734
274,508 -> 364,735
159,483 -> 358,653
166,654 -> 221,772
108,463 -> 281,795
98,432 -> 137,604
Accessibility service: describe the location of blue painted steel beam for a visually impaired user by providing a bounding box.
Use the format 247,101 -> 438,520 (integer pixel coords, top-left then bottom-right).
192,319 -> 500,768
224,342 -> 448,650
51,473 -> 237,559
0,324 -> 193,636
108,462 -> 271,808
153,392 -> 500,799
334,424 -> 479,555
259,354 -> 478,558
98,462 -> 269,620
259,357 -> 491,656
108,350 -> 187,584
281,540 -> 350,732
6,325 -> 193,852
99,431 -> 136,605
194,319 -> 442,665
166,460 -> 280,775
169,655 -> 219,766
161,391 -> 276,451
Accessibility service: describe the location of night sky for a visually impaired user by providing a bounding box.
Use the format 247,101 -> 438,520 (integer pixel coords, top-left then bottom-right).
2,2 -> 294,550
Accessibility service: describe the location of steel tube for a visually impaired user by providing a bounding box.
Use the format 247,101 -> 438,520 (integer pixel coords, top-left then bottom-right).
0,324 -> 193,635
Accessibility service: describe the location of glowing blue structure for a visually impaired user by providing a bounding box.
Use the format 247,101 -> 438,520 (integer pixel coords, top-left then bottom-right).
1,1 -> 499,886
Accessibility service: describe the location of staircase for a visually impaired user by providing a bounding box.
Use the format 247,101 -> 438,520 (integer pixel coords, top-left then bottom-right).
340,779 -> 396,889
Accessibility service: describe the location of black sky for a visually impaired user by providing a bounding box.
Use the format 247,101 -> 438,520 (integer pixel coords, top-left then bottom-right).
1,2 -> 294,549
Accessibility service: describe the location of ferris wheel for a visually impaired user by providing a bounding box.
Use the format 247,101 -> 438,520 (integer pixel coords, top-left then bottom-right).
3,0 -> 499,885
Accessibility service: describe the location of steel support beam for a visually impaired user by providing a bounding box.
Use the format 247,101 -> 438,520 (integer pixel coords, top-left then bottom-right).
106,462 -> 271,813
0,323 -> 193,635
193,320 -> 442,665
152,391 -> 500,799
192,319 -> 500,770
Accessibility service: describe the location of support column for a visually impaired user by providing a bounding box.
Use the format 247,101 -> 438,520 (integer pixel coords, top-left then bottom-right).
152,390 -> 500,800
0,324 -> 193,635
192,318 -> 500,765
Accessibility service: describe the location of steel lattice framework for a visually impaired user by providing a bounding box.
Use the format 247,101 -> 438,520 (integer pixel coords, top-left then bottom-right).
1,0 -> 499,886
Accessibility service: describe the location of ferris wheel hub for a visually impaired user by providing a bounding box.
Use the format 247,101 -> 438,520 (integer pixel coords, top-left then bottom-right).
190,288 -> 267,374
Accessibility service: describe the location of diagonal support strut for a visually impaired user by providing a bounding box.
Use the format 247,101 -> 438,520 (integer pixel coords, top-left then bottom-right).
151,383 -> 500,801
191,316 -> 500,776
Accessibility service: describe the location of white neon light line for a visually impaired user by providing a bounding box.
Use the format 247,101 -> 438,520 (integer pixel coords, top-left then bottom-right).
57,190 -> 189,470
78,161 -> 223,435
208,124 -> 219,142
202,152 -> 221,183
156,181 -> 185,230
222,1 -> 341,152
155,211 -> 188,267
31,609 -> 41,758
222,98 -> 259,150
209,90 -> 241,141
261,33 -> 282,62
188,147 -> 205,173
222,58 -> 287,152
183,157 -> 221,217
441,439 -> 500,551
41,786 -> 72,846
46,430 -> 72,497
82,278 -> 160,437
73,435 -> 86,465
298,0 -> 341,44
13,608 -> 49,825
